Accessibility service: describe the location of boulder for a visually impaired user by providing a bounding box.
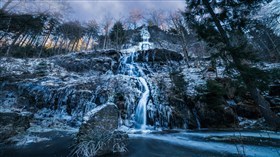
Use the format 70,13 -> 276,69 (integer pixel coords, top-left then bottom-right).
75,103 -> 128,156
0,112 -> 31,143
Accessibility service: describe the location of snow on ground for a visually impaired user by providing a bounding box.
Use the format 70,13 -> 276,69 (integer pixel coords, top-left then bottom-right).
256,62 -> 280,70
12,135 -> 50,146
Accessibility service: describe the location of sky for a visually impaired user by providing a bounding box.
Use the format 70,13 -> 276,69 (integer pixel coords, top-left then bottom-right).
68,0 -> 185,22
1,0 -> 185,22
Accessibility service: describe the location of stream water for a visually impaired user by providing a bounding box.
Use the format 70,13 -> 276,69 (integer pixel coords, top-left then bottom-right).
1,130 -> 279,157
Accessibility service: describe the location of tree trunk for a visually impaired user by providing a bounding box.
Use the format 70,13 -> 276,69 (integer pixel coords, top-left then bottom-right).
39,30 -> 52,57
6,32 -> 21,56
202,0 -> 280,129
27,35 -> 36,46
53,36 -> 60,49
69,40 -> 75,52
75,39 -> 80,52
15,34 -> 25,46
19,34 -> 29,47
85,35 -> 91,51
171,18 -> 190,67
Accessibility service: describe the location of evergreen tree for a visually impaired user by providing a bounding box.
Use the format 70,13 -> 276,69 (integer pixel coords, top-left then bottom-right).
109,21 -> 126,50
185,0 -> 280,129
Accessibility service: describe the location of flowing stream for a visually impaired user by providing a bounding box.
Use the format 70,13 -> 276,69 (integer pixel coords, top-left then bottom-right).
1,130 -> 279,157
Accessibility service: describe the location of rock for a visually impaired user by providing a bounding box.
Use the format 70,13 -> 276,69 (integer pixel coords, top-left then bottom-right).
95,92 -> 108,105
269,84 -> 280,96
136,48 -> 183,62
55,50 -> 120,73
234,103 -> 261,119
75,103 -> 128,156
0,112 -> 31,143
265,96 -> 280,113
195,101 -> 237,128
238,117 -> 275,130
217,78 -> 236,99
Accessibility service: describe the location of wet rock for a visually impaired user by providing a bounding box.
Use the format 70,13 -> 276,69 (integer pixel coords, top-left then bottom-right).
0,112 -> 32,143
76,103 -> 128,156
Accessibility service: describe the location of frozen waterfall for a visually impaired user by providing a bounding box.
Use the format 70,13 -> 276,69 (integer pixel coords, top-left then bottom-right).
135,77 -> 149,129
118,54 -> 150,130
118,26 -> 154,130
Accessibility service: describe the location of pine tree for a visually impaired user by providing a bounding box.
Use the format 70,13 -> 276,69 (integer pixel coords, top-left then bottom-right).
109,21 -> 126,50
185,0 -> 280,129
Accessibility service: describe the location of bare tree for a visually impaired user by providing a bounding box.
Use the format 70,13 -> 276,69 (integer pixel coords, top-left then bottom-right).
127,9 -> 143,29
101,13 -> 113,50
1,0 -> 71,16
145,9 -> 167,29
168,11 -> 190,67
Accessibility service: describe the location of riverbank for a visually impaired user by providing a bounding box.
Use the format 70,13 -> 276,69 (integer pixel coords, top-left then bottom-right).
1,129 -> 279,157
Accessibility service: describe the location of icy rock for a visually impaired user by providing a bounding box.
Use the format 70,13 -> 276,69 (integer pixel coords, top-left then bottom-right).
136,48 -> 183,62
0,112 -> 32,143
76,103 -> 128,156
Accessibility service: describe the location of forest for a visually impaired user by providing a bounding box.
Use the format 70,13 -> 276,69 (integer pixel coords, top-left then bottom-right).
0,0 -> 280,157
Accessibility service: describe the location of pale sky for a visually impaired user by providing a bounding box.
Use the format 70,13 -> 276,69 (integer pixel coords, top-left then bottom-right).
1,0 -> 185,22
68,0 -> 185,22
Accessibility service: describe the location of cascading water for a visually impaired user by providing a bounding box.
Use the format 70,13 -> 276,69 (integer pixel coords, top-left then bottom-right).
118,53 -> 150,130
135,77 -> 149,129
118,26 -> 153,130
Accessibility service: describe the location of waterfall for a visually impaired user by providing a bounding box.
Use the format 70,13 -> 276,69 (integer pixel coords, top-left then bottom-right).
118,26 -> 153,130
135,77 -> 149,129
118,54 -> 150,130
